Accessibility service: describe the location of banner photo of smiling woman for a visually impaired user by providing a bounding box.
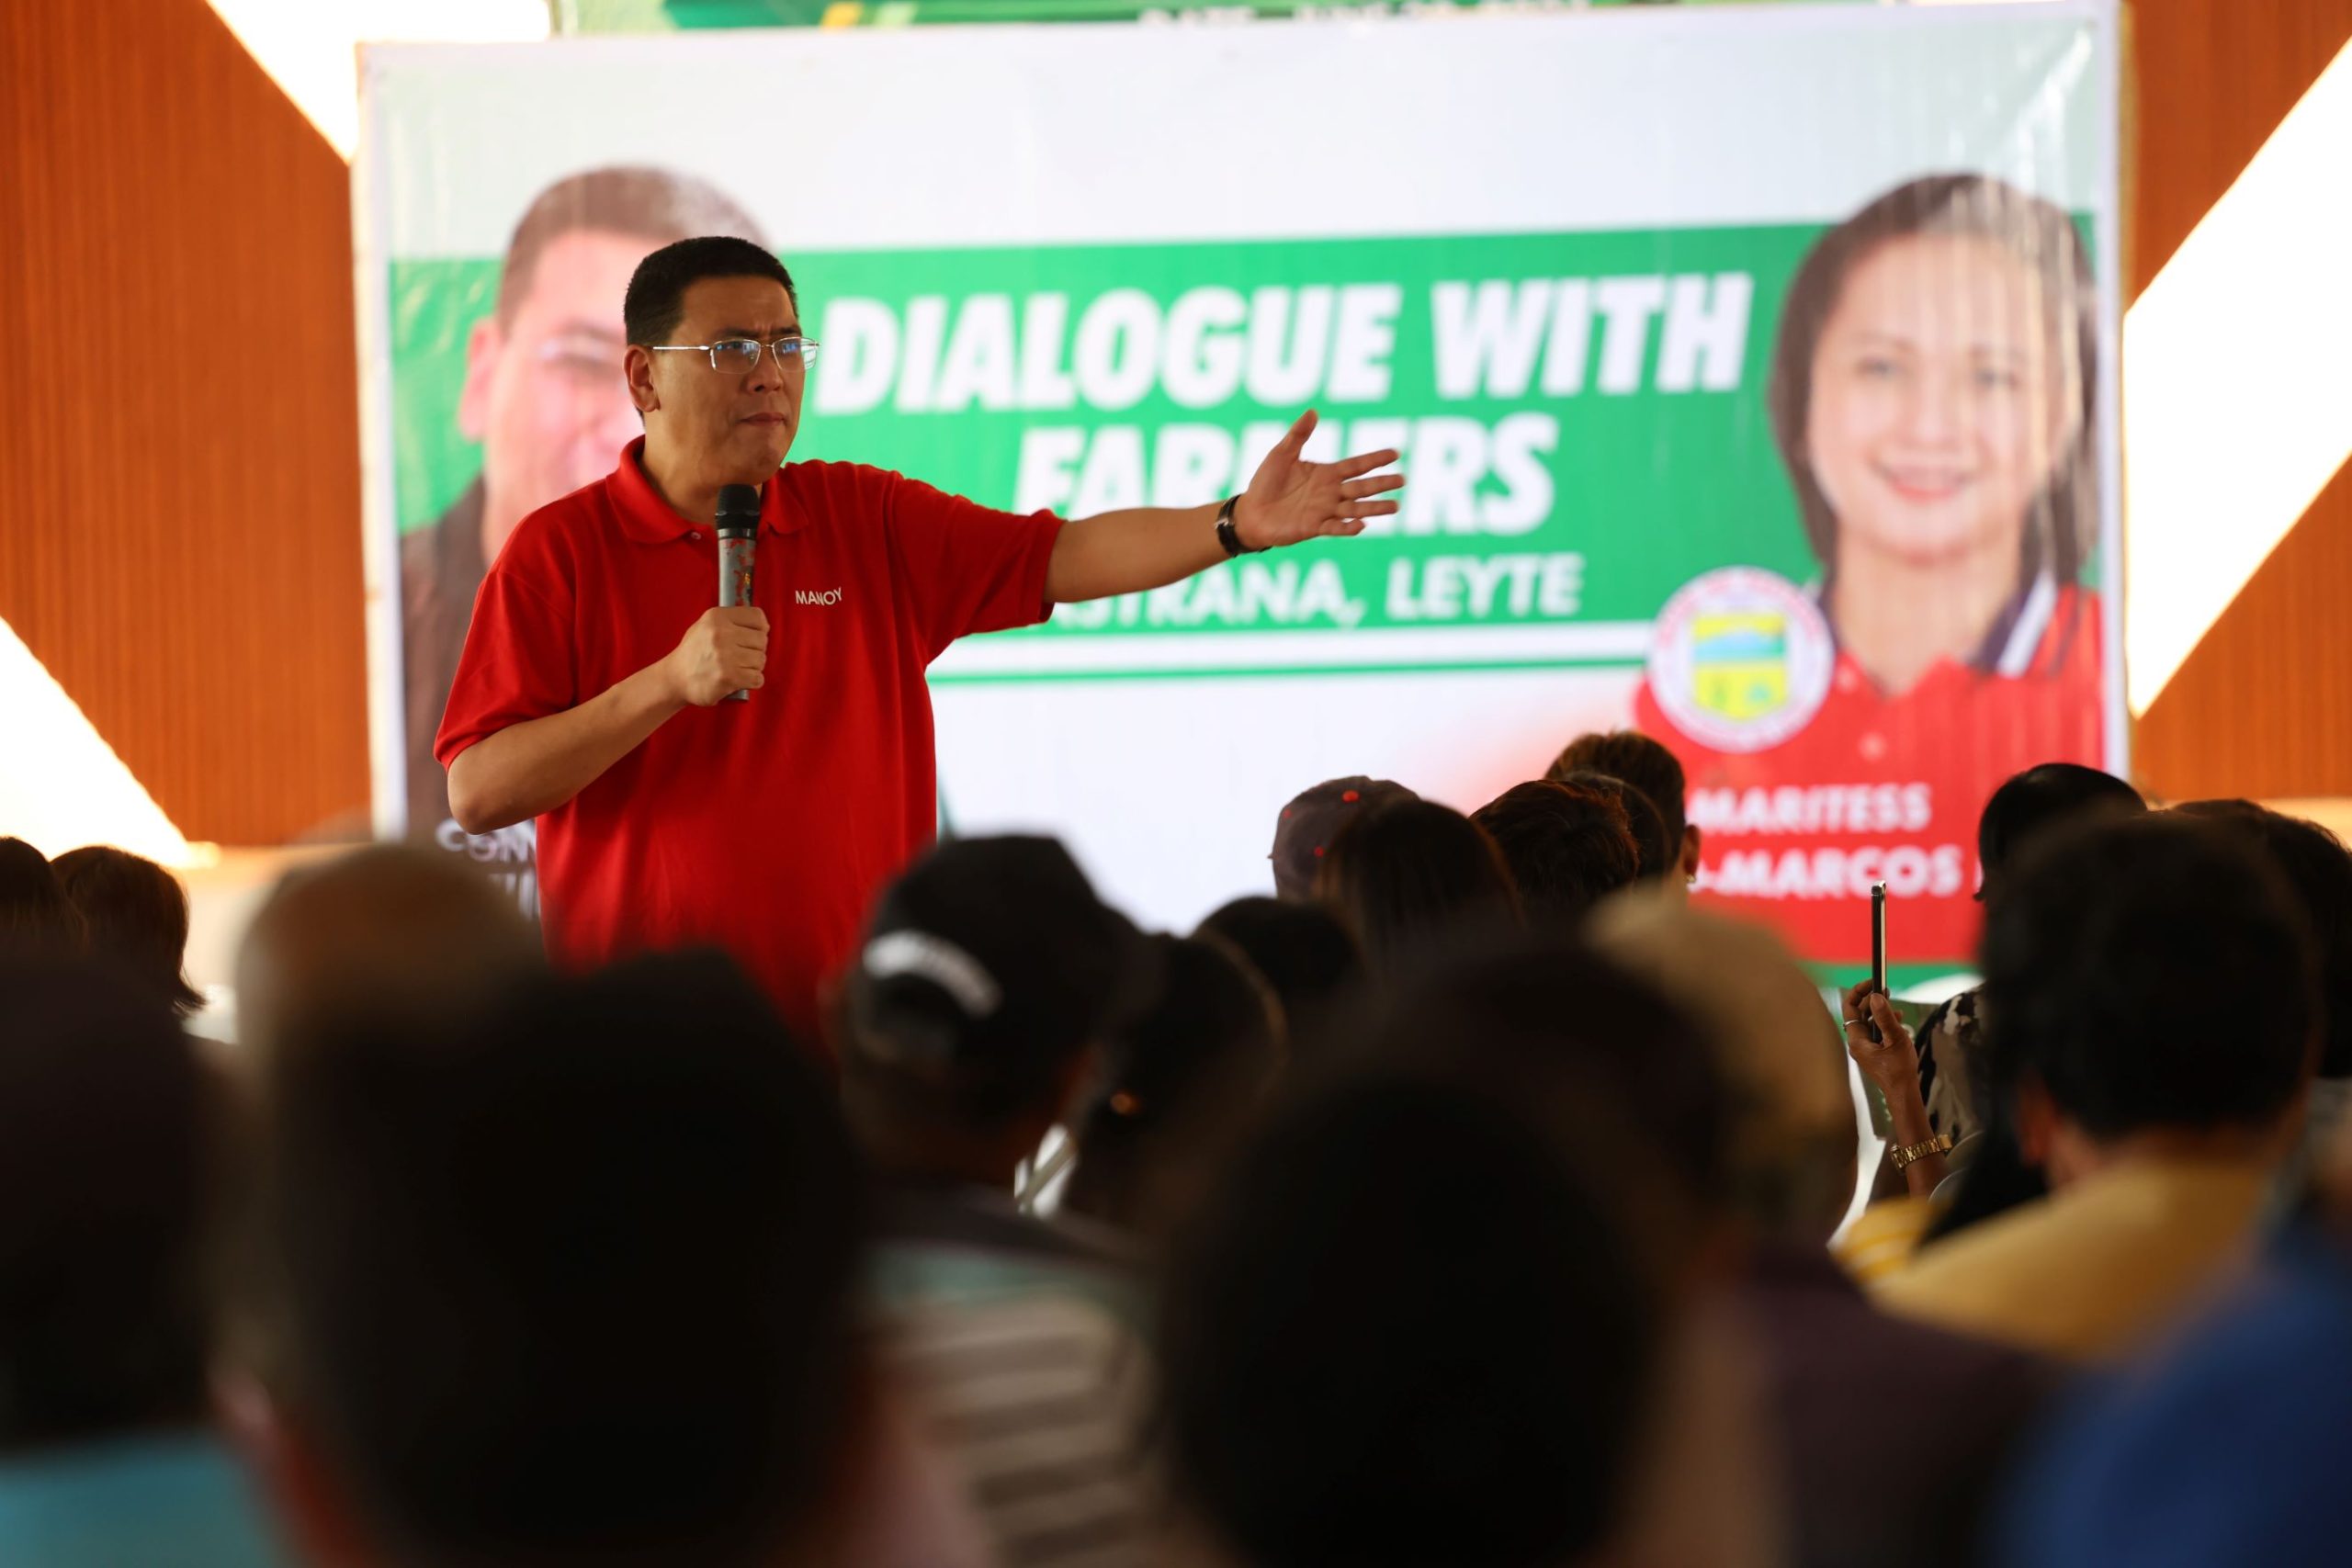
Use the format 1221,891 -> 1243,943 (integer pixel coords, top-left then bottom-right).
1636,173 -> 2108,965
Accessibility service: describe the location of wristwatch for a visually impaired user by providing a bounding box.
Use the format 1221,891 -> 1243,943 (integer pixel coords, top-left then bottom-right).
1889,1134 -> 1954,1172
1216,495 -> 1266,558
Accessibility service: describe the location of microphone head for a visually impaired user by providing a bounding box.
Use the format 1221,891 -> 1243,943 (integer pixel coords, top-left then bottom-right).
715,483 -> 763,537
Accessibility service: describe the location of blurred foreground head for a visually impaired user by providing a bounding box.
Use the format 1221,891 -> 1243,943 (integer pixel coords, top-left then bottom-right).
1589,896 -> 1857,1245
0,961 -> 217,1452
1195,896 -> 1363,1061
838,835 -> 1149,1188
242,952 -> 861,1568
0,836 -> 88,960
1983,813 -> 2314,1173
1062,933 -> 1284,1241
2174,800 -> 2352,1080
52,844 -> 205,1018
235,844 -> 539,1060
1161,1070 -> 1663,1568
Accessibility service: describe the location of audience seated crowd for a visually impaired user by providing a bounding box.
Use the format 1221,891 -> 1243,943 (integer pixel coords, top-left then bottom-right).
3,733 -> 2350,1566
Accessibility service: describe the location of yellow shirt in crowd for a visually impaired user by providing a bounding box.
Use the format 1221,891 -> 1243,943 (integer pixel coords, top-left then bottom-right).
1870,1156 -> 2272,1362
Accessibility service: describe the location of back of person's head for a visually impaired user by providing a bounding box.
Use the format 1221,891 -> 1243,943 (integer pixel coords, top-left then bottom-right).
1162,1069 -> 1660,1568
1548,729 -> 1691,861
1982,813 -> 2313,1147
1062,934 -> 1283,1238
1269,775 -> 1418,902
1588,896 -> 1857,1245
1553,769 -> 1674,885
840,835 -> 1148,1156
0,960 -> 213,1452
235,843 -> 539,1061
2175,801 -> 2352,1080
1194,896 -> 1363,1060
51,845 -> 205,1019
0,837 -> 88,959
1471,780 -> 1640,924
249,951 -> 860,1568
1975,761 -> 2143,902
1360,935 -> 1733,1242
1315,798 -> 1521,976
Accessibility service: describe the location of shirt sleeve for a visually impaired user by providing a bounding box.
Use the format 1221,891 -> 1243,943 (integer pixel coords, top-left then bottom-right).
434,551 -> 579,771
878,469 -> 1064,662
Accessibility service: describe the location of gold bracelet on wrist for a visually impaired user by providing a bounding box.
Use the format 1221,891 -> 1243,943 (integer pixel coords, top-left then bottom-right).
1889,1134 -> 1954,1172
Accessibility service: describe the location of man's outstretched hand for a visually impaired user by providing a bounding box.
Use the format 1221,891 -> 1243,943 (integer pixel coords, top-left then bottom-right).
1234,410 -> 1405,549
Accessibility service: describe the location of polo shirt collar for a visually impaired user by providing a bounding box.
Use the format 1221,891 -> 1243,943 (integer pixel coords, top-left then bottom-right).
607,436 -> 803,543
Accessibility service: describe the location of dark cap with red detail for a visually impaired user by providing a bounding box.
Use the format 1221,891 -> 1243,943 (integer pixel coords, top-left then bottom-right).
1270,776 -> 1418,901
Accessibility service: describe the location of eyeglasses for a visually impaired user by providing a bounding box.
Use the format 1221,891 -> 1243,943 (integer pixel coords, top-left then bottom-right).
647,336 -> 820,375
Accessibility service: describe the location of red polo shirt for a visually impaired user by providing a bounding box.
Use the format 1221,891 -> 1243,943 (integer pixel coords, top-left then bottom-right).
1634,584 -> 2107,966
435,439 -> 1062,1043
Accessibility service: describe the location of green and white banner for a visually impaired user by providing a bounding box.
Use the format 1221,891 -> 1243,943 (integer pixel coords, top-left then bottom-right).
362,2 -> 2122,974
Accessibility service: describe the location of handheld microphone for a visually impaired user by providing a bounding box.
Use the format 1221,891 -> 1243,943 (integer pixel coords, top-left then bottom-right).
715,484 -> 762,704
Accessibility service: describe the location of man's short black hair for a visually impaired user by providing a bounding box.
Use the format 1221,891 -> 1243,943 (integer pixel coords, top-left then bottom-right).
251,951 -> 861,1568
1472,780 -> 1641,924
0,960 -> 215,1451
1975,762 -> 2143,898
1981,814 -> 2313,1142
1161,1071 -> 1660,1568
1548,730 -> 1690,852
624,235 -> 798,348
2176,801 -> 2352,1079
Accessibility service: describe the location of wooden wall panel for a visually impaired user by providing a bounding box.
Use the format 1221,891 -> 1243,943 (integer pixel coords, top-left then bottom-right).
2127,0 -> 2352,801
0,0 -> 368,846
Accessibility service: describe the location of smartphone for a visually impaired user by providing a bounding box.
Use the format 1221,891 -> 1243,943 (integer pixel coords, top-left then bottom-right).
1870,881 -> 1888,1029
1861,882 -> 1894,1137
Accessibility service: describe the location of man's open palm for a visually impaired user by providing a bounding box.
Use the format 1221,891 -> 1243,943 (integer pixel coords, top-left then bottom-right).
1236,409 -> 1405,548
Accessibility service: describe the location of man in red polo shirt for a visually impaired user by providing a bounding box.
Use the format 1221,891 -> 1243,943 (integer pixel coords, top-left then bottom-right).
437,237 -> 1403,1041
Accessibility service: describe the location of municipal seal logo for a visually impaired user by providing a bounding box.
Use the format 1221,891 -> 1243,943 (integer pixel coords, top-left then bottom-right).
1647,567 -> 1834,752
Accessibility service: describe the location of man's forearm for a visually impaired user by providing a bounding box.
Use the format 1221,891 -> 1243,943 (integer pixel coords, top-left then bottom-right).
447,660 -> 685,834
1045,502 -> 1228,604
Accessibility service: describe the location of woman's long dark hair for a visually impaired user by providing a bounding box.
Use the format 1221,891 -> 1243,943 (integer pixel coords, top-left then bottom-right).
1767,173 -> 2099,604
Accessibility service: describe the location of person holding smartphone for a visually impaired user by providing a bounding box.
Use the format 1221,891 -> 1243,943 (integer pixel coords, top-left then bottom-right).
1844,977 -> 1950,1200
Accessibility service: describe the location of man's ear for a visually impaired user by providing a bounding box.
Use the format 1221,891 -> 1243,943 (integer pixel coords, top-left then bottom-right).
455,313 -> 505,445
215,1371 -> 375,1568
1679,823 -> 1703,882
625,344 -> 661,416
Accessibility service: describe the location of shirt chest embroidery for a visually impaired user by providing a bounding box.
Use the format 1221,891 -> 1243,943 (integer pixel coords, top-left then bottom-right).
793,587 -> 846,607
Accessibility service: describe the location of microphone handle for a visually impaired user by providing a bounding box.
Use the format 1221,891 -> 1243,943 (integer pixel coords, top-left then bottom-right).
718,533 -> 756,704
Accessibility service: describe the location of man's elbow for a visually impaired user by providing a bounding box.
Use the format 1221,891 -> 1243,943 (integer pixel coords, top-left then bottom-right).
445,749 -> 512,837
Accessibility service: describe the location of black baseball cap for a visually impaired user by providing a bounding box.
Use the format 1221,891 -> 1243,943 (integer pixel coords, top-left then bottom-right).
844,837 -> 1152,1100
1271,777 -> 1418,901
